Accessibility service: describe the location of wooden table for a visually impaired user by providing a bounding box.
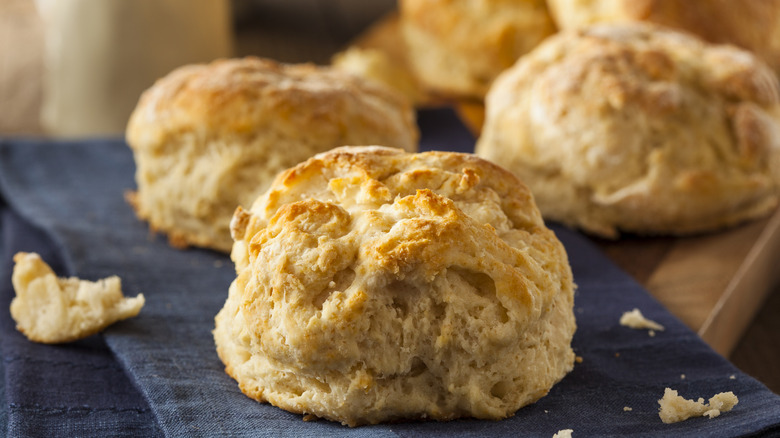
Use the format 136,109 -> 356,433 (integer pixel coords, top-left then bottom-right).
2,0 -> 778,394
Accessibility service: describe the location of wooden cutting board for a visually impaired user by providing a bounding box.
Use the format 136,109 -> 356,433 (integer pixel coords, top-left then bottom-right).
350,13 -> 780,357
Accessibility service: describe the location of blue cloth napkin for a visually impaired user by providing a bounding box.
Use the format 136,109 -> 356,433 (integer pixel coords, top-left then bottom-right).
2,110 -> 780,437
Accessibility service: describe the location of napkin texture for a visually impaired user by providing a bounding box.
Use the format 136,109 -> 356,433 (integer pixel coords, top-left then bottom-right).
1,110 -> 780,437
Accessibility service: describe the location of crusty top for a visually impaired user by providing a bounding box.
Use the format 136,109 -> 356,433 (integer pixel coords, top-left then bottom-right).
127,57 -> 418,151
477,22 -> 780,236
506,22 -> 779,187
231,146 -> 566,327
547,0 -> 780,74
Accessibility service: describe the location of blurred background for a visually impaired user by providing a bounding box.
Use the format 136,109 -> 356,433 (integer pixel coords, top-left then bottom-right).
0,0 -> 394,137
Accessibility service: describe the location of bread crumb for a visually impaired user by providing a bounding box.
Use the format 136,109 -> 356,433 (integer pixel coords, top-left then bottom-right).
729,375 -> 736,380
9,252 -> 145,344
658,388 -> 738,424
553,429 -> 573,438
623,406 -> 633,412
575,356 -> 584,363
681,374 -> 686,380
620,308 -> 664,331
649,329 -> 656,337
703,409 -> 721,419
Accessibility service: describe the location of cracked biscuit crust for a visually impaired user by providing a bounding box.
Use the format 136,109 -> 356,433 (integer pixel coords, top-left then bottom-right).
126,57 -> 418,252
476,23 -> 780,237
214,146 -> 576,426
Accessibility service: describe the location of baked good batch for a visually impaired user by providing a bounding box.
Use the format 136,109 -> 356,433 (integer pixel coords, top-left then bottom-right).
399,0 -> 555,99
10,252 -> 145,344
126,57 -> 419,253
546,0 -> 780,75
476,23 -> 780,237
214,146 -> 576,426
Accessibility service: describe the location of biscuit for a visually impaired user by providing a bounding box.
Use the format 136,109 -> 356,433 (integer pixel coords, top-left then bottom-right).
476,23 -> 780,237
214,146 -> 576,426
399,0 -> 555,99
547,0 -> 780,75
126,57 -> 419,252
10,252 -> 144,344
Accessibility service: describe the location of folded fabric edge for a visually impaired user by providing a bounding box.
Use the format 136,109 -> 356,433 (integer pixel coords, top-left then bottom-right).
0,171 -> 163,435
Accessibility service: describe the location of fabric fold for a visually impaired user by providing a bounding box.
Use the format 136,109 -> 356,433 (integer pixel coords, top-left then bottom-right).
0,196 -> 161,437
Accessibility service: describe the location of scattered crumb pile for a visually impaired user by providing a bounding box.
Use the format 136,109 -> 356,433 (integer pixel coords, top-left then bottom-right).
9,252 -> 145,344
553,429 -> 573,438
658,388 -> 739,424
620,308 -> 664,331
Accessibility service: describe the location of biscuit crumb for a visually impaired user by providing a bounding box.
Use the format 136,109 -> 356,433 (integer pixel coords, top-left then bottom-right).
553,429 -> 573,438
649,329 -> 656,337
623,406 -> 632,412
730,375 -> 736,380
615,352 -> 620,358
575,356 -> 583,364
703,409 -> 721,419
681,374 -> 686,380
9,252 -> 145,344
658,388 -> 738,424
620,308 -> 664,331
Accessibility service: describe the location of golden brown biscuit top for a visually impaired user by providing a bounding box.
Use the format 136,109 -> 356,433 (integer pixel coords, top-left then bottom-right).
127,57 -> 415,150
490,23 -> 780,192
230,146 -> 565,327
517,23 -> 779,107
547,0 -> 780,74
237,146 -> 545,237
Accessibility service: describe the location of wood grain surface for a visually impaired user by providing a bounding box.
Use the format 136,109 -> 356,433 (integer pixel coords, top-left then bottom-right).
1,0 -> 777,394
